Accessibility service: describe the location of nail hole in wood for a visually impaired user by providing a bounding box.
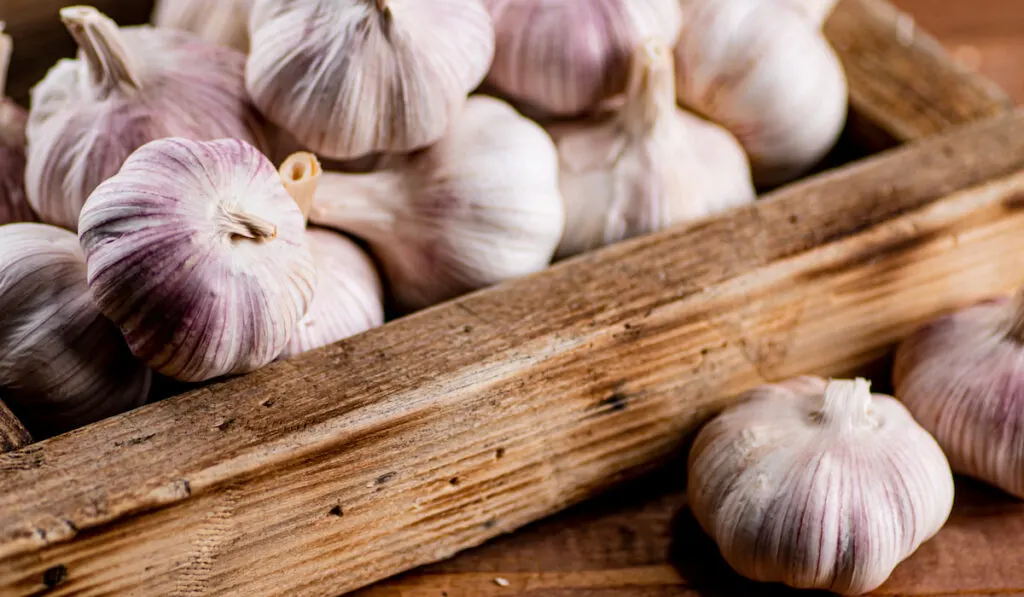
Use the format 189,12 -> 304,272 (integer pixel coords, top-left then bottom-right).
494,447 -> 505,460
43,564 -> 67,588
329,505 -> 343,517
449,477 -> 460,486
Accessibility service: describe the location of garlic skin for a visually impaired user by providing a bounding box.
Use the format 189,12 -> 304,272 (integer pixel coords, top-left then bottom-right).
0,24 -> 37,225
152,0 -> 254,51
79,137 -> 316,383
27,7 -> 267,231
309,96 -> 564,312
483,0 -> 682,117
782,0 -> 839,26
549,38 -> 754,259
0,223 -> 151,436
674,0 -> 848,187
247,0 -> 495,161
688,377 -> 954,595
894,292 -> 1024,499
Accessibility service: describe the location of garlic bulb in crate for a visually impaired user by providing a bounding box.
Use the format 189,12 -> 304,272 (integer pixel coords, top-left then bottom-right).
152,0 -> 254,51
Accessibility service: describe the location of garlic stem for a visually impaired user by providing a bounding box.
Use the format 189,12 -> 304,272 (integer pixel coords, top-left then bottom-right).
60,6 -> 141,96
217,206 -> 278,241
279,152 -> 322,222
309,171 -> 402,243
1006,289 -> 1024,343
622,38 -> 677,137
815,378 -> 875,432
0,22 -> 10,99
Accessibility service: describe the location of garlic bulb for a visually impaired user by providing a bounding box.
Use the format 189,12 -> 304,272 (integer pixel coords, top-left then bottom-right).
309,95 -> 564,312
782,0 -> 839,26
0,24 -> 36,225
27,6 -> 267,231
894,290 -> 1024,499
483,0 -> 682,117
689,377 -> 954,595
674,0 -> 848,187
152,0 -> 254,51
0,223 -> 151,436
79,137 -> 316,383
246,0 -> 495,160
549,38 -> 754,259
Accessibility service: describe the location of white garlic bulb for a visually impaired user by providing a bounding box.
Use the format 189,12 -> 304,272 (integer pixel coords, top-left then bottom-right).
246,0 -> 495,161
674,0 -> 848,187
894,291 -> 1024,499
27,6 -> 267,231
483,0 -> 682,117
0,223 -> 151,436
79,137 -> 316,383
549,38 -> 754,259
309,95 -> 564,312
152,0 -> 254,51
782,0 -> 839,26
688,377 -> 954,595
0,23 -> 36,225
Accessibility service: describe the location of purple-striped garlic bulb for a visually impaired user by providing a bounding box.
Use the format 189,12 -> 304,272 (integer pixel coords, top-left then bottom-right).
0,24 -> 37,225
152,0 -> 255,52
0,223 -> 151,437
26,6 -> 267,231
79,137 -> 316,383
688,377 -> 954,595
309,95 -> 564,312
894,290 -> 1024,499
246,0 -> 494,161
548,38 -> 754,259
483,0 -> 682,117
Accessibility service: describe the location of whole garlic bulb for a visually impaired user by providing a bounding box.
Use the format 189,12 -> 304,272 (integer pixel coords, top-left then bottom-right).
79,137 -> 316,383
0,223 -> 151,436
783,0 -> 840,26
152,0 -> 254,51
688,377 -> 954,595
549,38 -> 754,259
894,291 -> 1024,498
483,0 -> 682,117
246,0 -> 495,161
0,24 -> 37,225
674,0 -> 848,186
309,95 -> 564,312
27,6 -> 267,231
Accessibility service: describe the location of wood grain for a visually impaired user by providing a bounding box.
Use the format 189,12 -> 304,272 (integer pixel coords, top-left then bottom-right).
2,109 -> 1024,596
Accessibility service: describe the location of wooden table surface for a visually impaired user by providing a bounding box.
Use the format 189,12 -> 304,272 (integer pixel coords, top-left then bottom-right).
349,2 -> 1024,596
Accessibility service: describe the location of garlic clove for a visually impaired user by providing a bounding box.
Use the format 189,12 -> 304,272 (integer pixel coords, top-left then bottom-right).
483,0 -> 683,117
0,23 -> 37,225
674,0 -> 848,187
548,38 -> 755,259
0,223 -> 151,437
79,137 -> 316,383
152,0 -> 254,52
309,95 -> 564,312
246,0 -> 495,161
26,6 -> 268,231
688,377 -> 954,595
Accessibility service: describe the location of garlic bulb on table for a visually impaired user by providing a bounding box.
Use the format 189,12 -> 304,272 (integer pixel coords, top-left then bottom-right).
674,0 -> 848,187
0,24 -> 36,225
152,0 -> 254,51
79,137 -> 316,383
688,377 -> 954,595
483,0 -> 682,117
549,38 -> 754,259
309,95 -> 564,312
26,6 -> 267,231
894,290 -> 1024,499
0,223 -> 151,437
247,0 -> 495,161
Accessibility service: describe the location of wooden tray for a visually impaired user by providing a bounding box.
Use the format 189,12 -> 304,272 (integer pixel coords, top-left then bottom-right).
0,0 -> 1020,595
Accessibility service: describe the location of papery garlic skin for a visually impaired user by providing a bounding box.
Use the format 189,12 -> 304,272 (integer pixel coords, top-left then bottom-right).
483,0 -> 682,117
310,95 -> 564,312
0,24 -> 37,225
894,294 -> 1024,499
779,0 -> 839,26
689,377 -> 953,595
247,0 -> 495,160
674,0 -> 848,187
79,137 -> 316,383
550,39 -> 754,259
0,223 -> 151,436
152,0 -> 254,51
27,7 -> 267,231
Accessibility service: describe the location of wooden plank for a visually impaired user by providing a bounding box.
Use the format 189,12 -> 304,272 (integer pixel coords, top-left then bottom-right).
2,109 -> 1024,596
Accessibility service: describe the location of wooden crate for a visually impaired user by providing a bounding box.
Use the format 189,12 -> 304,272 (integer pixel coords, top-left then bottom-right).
0,0 -> 1019,595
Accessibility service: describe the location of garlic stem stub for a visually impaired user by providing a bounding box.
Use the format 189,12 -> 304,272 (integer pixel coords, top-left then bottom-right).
79,137 -> 316,383
0,23 -> 37,225
279,151 -> 323,221
483,0 -> 683,117
688,376 -> 954,595
152,0 -> 254,52
309,95 -> 565,312
246,0 -> 495,160
26,6 -> 268,231
894,290 -> 1024,499
0,223 -> 151,436
549,38 -> 755,259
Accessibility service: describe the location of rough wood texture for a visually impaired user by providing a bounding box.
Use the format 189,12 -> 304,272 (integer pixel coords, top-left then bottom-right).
3,109 -> 1024,596
0,400 -> 31,453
